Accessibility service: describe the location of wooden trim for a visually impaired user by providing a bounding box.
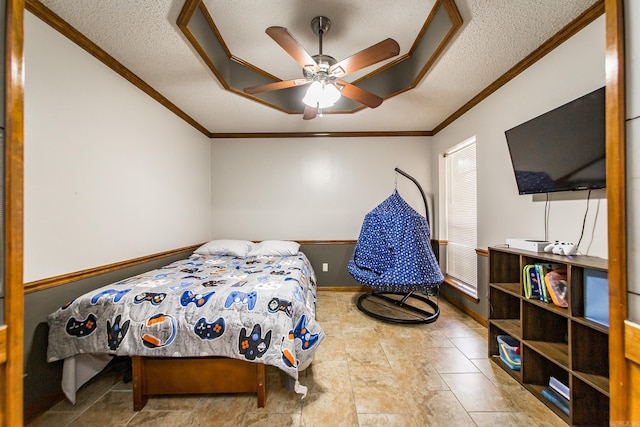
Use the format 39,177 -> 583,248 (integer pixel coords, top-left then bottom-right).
625,321 -> 640,366
439,293 -> 488,327
318,286 -> 368,292
25,0 -> 210,137
0,327 -> 6,364
476,248 -> 489,257
605,0 -> 628,422
431,1 -> 605,135
24,0 -> 604,140
411,0 -> 463,86
443,275 -> 480,303
4,1 -> 25,426
208,130 -> 434,139
298,240 -> 356,245
24,244 -> 201,294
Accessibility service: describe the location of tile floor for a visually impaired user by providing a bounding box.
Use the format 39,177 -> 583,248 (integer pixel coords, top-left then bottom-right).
27,291 -> 566,426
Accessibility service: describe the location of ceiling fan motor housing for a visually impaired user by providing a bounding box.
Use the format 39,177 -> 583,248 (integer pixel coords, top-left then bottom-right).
303,54 -> 337,78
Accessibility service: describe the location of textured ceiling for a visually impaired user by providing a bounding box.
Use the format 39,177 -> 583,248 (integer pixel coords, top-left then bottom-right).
35,0 -> 600,135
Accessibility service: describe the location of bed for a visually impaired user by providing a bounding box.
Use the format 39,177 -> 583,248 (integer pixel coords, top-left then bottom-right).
46,240 -> 324,410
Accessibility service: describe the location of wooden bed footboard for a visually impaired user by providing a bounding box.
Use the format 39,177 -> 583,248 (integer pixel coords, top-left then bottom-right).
131,356 -> 266,410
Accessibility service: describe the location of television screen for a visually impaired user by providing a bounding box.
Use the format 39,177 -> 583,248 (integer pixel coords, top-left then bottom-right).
504,87 -> 606,195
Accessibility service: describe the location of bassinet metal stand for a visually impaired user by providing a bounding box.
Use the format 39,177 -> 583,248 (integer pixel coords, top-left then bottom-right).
356,167 -> 441,324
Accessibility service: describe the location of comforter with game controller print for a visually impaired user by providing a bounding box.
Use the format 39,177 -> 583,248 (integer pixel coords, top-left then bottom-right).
47,252 -> 324,388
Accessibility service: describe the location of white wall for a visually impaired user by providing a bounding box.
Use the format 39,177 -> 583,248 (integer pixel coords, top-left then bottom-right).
23,12 -> 212,282
626,0 -> 640,321
432,17 -> 608,259
210,137 -> 433,240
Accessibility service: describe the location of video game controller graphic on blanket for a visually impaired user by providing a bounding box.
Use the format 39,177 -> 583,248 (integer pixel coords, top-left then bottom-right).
90,288 -> 132,304
239,324 -> 271,360
267,297 -> 293,318
194,317 -> 225,340
65,313 -> 98,337
106,314 -> 130,350
134,292 -> 166,306
180,290 -> 216,307
224,291 -> 257,310
543,241 -> 577,256
289,314 -> 319,350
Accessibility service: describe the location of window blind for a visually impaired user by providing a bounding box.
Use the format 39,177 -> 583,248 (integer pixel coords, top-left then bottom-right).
445,140 -> 477,294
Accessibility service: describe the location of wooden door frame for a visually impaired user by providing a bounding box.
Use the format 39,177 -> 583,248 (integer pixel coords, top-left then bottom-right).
0,0 -> 629,425
605,0 -> 630,422
2,0 -> 25,426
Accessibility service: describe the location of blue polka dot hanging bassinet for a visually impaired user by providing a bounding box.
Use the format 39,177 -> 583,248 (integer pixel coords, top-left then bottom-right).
348,168 -> 443,324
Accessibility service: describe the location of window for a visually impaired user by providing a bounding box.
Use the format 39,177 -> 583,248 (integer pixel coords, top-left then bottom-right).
444,137 -> 477,297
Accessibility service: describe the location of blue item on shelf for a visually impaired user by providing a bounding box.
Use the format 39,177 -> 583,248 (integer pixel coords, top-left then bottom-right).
497,335 -> 521,370
542,386 -> 570,416
584,269 -> 609,326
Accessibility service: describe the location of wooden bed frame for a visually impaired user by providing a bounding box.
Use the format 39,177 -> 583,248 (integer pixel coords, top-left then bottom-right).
131,356 -> 266,410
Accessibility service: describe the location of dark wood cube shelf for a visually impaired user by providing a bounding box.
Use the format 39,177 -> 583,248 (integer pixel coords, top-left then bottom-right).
488,246 -> 608,426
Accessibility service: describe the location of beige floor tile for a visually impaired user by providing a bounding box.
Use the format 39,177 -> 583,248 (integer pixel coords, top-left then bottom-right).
301,392 -> 358,427
246,382 -> 303,414
126,410 -> 194,426
190,394 -> 253,426
67,391 -> 136,427
140,394 -> 201,411
305,359 -> 352,393
347,358 -> 392,384
440,372 -> 517,412
352,383 -> 412,414
422,347 -> 482,374
356,413 -> 419,426
469,411 -> 536,426
30,291 -> 566,427
389,358 -> 449,391
243,413 -> 302,426
449,335 -> 489,359
25,412 -> 80,427
312,335 -> 347,361
408,390 -> 476,427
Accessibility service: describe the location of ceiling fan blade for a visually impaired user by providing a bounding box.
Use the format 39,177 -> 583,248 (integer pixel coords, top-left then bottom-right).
329,38 -> 400,77
303,105 -> 318,120
266,27 -> 320,73
336,81 -> 383,108
244,79 -> 309,94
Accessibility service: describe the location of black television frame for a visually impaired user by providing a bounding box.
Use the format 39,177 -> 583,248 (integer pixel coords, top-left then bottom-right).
504,87 -> 606,195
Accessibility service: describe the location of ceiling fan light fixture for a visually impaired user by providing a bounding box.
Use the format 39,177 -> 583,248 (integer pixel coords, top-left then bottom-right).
302,81 -> 341,109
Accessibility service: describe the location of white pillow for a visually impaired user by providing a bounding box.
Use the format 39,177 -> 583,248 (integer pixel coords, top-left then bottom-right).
247,240 -> 300,257
194,239 -> 255,257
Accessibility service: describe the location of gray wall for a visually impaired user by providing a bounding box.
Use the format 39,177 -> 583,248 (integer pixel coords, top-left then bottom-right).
300,243 -> 361,288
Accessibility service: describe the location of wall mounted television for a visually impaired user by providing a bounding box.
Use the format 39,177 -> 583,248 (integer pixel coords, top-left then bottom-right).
504,87 -> 605,195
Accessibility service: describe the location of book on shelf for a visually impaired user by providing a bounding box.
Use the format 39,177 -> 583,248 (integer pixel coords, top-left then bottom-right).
523,264 -> 541,299
523,263 -> 567,305
541,386 -> 570,416
549,376 -> 570,400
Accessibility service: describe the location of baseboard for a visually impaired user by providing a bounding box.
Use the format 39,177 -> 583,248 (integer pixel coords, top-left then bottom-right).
440,293 -> 488,327
318,286 -> 369,292
24,388 -> 65,425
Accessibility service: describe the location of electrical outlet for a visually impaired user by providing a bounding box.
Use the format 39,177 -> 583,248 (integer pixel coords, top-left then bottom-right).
322,263 -> 329,272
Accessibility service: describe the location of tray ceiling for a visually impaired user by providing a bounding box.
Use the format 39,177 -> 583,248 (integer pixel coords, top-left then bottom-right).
32,0 -> 601,135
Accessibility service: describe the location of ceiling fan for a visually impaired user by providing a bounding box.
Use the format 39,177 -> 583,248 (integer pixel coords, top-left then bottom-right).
243,16 -> 400,120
